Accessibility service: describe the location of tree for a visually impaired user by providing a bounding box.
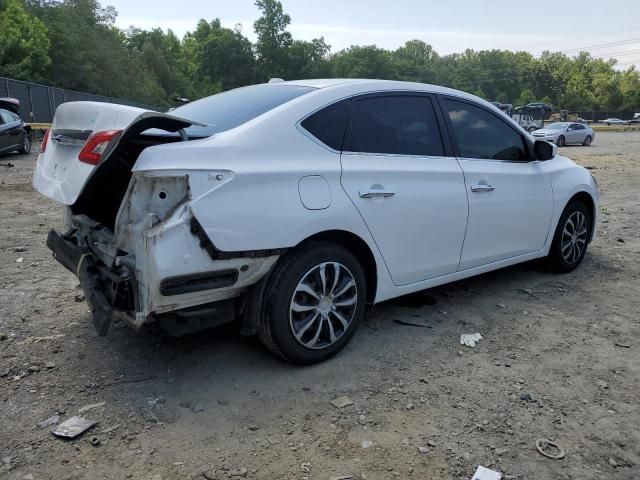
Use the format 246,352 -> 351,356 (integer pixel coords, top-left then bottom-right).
0,0 -> 50,80
253,0 -> 292,79
331,45 -> 394,79
286,38 -> 331,79
6,0 -> 640,112
514,88 -> 535,107
199,22 -> 256,90
392,40 -> 439,83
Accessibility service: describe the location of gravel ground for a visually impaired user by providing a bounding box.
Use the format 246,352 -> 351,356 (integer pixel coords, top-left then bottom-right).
1,132 -> 639,480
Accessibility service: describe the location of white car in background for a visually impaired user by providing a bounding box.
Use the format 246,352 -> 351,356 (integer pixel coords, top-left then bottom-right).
532,122 -> 595,147
602,118 -> 628,126
33,79 -> 599,364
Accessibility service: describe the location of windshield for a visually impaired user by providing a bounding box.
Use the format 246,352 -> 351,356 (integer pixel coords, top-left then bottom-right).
170,84 -> 315,137
547,123 -> 567,130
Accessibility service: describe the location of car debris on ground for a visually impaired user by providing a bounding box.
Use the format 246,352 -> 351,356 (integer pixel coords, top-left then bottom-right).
51,416 -> 96,439
536,438 -> 566,459
471,465 -> 502,480
460,333 -> 483,347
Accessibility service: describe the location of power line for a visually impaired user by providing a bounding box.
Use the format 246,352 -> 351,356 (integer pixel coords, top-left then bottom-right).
560,37 -> 640,54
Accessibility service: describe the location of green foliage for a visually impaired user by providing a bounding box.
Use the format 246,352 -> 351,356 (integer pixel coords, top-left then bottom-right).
0,0 -> 50,80
253,0 -> 292,79
332,45 -> 393,78
8,0 -> 640,111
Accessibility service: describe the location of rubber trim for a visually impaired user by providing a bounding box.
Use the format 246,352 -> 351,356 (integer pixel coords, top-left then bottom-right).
159,269 -> 238,296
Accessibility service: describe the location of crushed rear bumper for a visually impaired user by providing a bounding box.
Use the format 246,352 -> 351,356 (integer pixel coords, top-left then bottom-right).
46,229 -> 137,336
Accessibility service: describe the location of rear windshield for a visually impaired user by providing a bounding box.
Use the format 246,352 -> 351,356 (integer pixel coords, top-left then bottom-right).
170,84 -> 314,137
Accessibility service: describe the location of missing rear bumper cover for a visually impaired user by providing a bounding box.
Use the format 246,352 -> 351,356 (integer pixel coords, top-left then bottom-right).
159,269 -> 238,296
46,229 -> 137,336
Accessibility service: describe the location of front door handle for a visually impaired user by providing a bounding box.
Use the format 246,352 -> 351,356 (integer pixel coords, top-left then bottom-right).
471,184 -> 495,193
359,189 -> 396,198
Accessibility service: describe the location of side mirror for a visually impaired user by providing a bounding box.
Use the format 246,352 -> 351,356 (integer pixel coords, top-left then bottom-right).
534,140 -> 557,161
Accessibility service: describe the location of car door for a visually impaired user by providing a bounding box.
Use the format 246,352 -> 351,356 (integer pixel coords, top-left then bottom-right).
340,93 -> 469,286
573,123 -> 588,143
0,109 -> 19,151
565,123 -> 580,143
0,109 -> 10,152
439,96 -> 554,270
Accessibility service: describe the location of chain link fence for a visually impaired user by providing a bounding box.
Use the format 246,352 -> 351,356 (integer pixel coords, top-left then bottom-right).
0,76 -> 157,124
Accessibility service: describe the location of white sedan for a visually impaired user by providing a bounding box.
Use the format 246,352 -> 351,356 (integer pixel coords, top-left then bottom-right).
602,118 -> 628,125
33,79 -> 599,364
532,122 -> 595,146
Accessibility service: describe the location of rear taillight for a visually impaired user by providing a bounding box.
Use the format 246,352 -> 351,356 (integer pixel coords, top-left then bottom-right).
78,130 -> 122,165
40,129 -> 51,153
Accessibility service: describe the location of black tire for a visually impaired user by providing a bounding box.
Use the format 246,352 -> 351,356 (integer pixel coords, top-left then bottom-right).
556,135 -> 565,147
546,201 -> 591,273
257,240 -> 366,365
19,135 -> 31,154
528,126 -> 537,133
582,135 -> 592,146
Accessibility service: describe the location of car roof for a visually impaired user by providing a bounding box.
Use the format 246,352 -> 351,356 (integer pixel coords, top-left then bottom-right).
278,78 -> 489,103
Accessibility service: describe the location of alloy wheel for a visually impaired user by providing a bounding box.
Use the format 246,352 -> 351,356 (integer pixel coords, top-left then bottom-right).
289,261 -> 358,350
561,211 -> 588,264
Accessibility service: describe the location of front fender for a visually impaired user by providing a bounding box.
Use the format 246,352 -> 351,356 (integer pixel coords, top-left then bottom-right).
541,161 -> 600,255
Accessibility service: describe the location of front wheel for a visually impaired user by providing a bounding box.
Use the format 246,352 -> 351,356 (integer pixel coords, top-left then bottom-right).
582,135 -> 592,146
257,241 -> 366,364
546,201 -> 591,273
556,135 -> 565,147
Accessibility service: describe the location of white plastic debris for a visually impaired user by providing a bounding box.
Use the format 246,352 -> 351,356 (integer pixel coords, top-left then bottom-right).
460,333 -> 483,347
52,416 -> 95,438
471,465 -> 502,480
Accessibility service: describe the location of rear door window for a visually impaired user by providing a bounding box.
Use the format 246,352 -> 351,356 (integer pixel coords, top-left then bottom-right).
344,95 -> 444,156
442,98 -> 528,161
301,99 -> 350,151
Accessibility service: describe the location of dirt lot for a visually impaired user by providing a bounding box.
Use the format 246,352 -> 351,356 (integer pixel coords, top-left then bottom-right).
1,132 -> 639,480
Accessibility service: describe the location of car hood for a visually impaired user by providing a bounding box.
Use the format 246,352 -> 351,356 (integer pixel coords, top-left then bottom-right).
532,129 -> 559,135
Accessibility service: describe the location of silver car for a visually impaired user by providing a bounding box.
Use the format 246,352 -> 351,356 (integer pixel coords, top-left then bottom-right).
532,122 -> 594,147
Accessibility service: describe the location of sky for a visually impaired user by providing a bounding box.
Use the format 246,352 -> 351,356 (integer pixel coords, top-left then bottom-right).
108,0 -> 640,68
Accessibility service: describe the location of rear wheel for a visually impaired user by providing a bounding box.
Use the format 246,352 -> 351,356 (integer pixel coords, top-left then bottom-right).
546,201 -> 591,273
556,135 -> 565,147
257,241 -> 366,364
19,135 -> 31,154
582,135 -> 592,146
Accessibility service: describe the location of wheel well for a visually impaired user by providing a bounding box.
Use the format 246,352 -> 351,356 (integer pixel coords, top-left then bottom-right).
298,230 -> 377,303
568,191 -> 596,242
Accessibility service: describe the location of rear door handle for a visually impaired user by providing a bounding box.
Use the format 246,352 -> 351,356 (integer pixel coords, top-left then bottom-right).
359,189 -> 396,198
471,184 -> 495,193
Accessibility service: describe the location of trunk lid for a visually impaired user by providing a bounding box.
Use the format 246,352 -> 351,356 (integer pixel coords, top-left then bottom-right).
32,101 -> 204,205
0,97 -> 20,115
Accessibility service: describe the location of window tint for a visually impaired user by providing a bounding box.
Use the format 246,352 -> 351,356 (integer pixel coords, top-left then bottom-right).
443,99 -> 528,161
301,99 -> 350,150
11,112 -> 21,122
0,109 -> 14,124
345,96 -> 444,156
169,84 -> 314,137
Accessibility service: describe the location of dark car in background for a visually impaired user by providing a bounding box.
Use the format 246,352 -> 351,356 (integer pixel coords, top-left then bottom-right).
0,98 -> 32,155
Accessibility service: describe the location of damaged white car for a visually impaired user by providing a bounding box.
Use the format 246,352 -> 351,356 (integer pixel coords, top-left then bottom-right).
33,79 -> 599,364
